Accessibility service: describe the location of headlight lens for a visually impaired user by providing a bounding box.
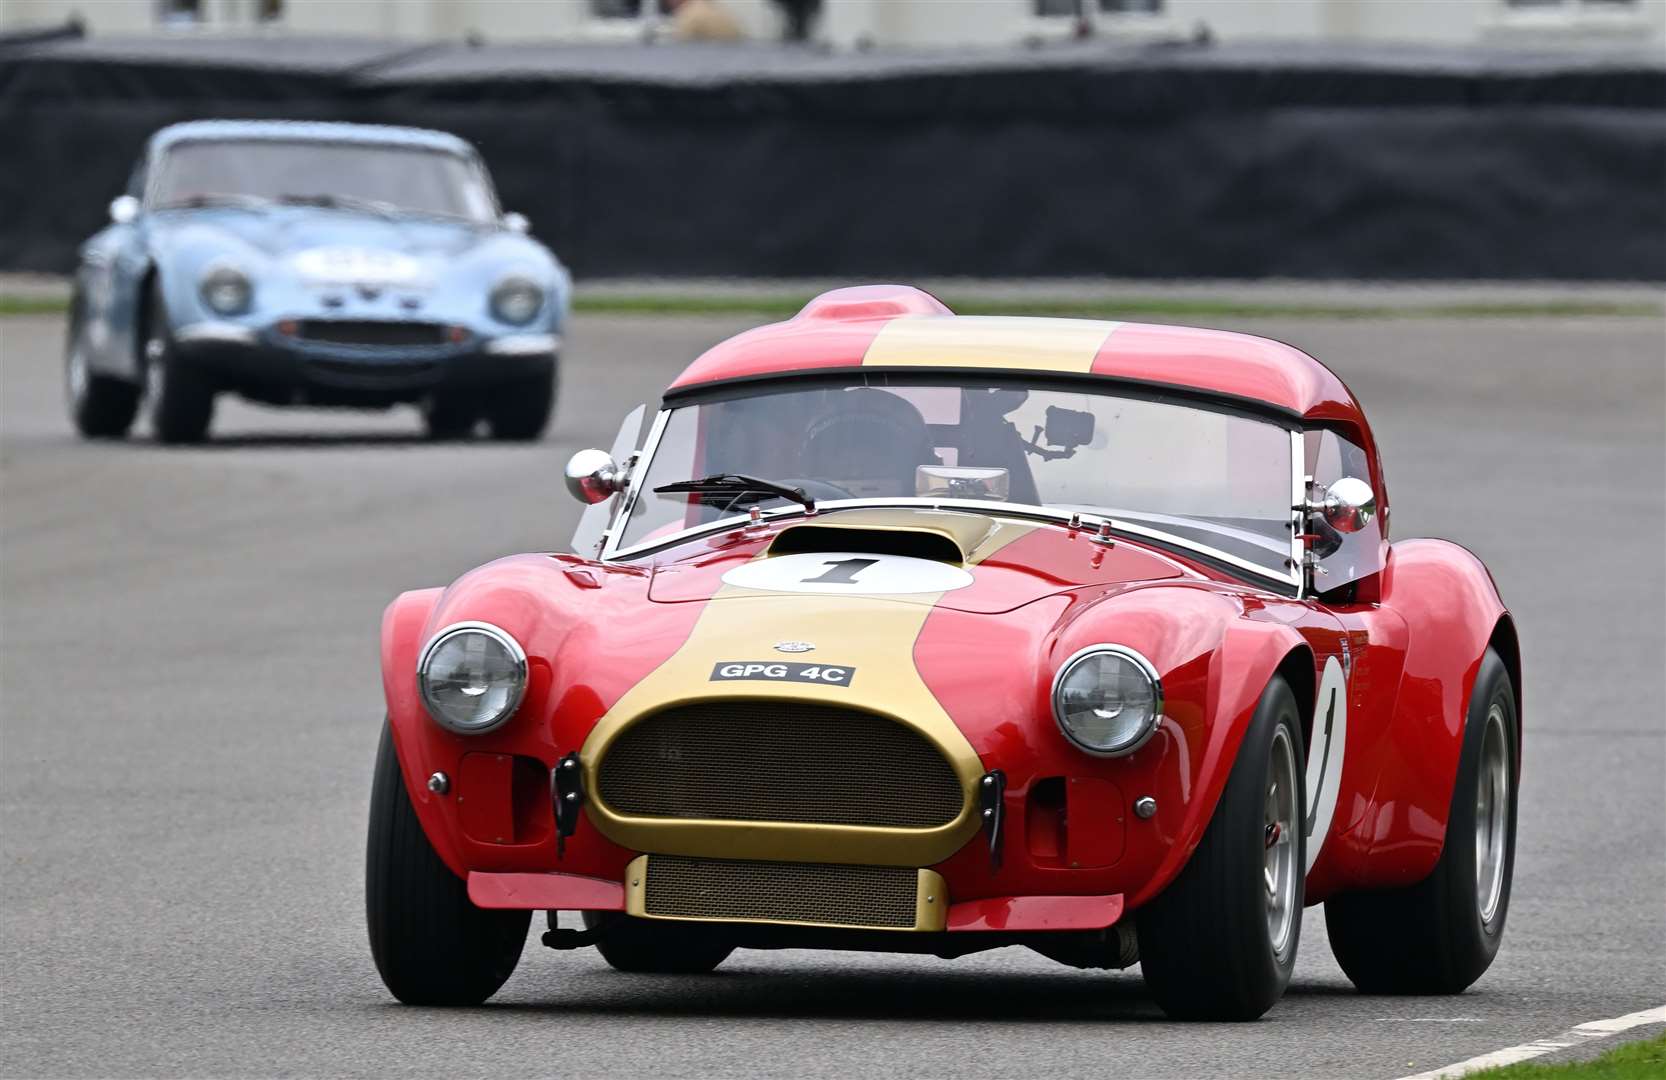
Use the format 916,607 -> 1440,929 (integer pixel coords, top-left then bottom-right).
417,622 -> 528,734
490,276 -> 542,325
200,264 -> 252,315
1052,645 -> 1163,756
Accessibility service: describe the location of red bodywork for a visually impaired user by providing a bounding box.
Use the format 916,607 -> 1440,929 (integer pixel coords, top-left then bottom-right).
380,286 -> 1520,928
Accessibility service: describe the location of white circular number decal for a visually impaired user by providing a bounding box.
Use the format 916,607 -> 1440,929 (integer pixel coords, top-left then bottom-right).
1304,654 -> 1349,873
722,552 -> 973,595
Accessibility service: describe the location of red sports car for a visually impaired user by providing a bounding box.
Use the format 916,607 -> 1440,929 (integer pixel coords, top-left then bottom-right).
367,286 -> 1520,1020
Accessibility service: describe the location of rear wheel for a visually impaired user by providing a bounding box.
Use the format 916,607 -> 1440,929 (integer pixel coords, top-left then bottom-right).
484,366 -> 557,442
65,303 -> 140,439
1326,647 -> 1517,994
422,393 -> 479,440
583,912 -> 734,974
1138,676 -> 1306,1020
143,290 -> 214,444
366,724 -> 530,1005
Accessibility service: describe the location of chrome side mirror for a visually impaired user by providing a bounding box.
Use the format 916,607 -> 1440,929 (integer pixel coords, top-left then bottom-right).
109,195 -> 140,225
565,449 -> 624,505
1315,477 -> 1376,534
502,211 -> 530,234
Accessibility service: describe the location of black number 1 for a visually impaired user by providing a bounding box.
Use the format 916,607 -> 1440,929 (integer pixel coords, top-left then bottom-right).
803,558 -> 879,585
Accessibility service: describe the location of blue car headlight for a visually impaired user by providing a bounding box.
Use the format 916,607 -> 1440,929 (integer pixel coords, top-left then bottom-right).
490,275 -> 543,325
200,263 -> 252,316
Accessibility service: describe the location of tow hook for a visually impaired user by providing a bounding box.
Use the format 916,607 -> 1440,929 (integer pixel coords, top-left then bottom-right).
541,910 -> 605,950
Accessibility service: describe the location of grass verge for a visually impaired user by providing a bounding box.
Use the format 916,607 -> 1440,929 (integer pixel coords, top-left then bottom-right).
1455,1033 -> 1666,1079
2,293 -> 1657,321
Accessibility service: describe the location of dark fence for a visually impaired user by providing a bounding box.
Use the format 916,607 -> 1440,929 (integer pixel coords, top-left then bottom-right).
2,33 -> 1662,279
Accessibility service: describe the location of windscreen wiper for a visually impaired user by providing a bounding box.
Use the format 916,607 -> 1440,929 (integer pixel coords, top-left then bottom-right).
654,473 -> 815,515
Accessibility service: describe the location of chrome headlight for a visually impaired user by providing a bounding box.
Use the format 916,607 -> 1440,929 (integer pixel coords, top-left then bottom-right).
417,622 -> 528,734
490,275 -> 543,325
1051,645 -> 1163,756
200,263 -> 252,315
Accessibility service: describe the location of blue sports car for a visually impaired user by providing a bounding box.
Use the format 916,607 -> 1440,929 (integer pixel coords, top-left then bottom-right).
65,120 -> 570,443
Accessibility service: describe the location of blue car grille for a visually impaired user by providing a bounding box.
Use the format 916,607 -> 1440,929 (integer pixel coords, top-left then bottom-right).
294,320 -> 450,348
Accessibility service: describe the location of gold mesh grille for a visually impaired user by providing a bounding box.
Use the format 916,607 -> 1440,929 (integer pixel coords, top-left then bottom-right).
643,855 -> 919,929
597,700 -> 964,828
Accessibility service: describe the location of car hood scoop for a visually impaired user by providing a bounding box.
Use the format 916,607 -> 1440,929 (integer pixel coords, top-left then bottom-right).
647,507 -> 1188,613
765,515 -> 981,564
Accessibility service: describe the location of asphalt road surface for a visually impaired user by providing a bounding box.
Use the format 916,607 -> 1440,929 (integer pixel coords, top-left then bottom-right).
2,310 -> 1662,1078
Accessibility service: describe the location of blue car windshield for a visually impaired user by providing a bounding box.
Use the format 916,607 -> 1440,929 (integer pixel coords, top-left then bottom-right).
149,139 -> 497,222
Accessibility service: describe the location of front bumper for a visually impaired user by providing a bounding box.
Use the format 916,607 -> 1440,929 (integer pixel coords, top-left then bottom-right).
465,865 -> 1125,934
173,320 -> 557,406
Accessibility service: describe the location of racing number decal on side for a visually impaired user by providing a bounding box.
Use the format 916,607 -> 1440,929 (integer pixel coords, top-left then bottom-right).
711,661 -> 856,686
802,558 -> 879,585
1304,654 -> 1349,873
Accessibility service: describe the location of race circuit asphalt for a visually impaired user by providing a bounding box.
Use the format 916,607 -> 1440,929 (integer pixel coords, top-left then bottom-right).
1,310 -> 1662,1079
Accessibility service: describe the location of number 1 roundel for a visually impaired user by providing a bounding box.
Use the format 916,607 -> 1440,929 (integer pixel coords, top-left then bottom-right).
722,552 -> 975,595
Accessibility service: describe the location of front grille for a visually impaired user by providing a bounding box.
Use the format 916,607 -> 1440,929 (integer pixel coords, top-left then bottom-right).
644,855 -> 919,929
293,320 -> 448,347
597,700 -> 963,828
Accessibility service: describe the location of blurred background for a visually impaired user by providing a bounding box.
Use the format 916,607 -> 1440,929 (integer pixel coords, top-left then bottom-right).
0,0 -> 1662,283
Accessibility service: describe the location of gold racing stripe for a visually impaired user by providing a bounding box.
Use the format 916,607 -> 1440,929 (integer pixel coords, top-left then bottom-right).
862,315 -> 1120,373
580,513 -> 1035,870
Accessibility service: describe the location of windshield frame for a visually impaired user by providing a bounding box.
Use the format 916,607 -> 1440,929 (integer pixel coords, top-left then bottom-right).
598,373 -> 1308,595
143,137 -> 501,222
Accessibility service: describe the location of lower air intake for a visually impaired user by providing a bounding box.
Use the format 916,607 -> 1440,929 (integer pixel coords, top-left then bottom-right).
643,855 -> 920,929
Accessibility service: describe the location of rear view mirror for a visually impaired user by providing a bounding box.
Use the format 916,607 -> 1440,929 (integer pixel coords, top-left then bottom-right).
916,465 -> 1010,501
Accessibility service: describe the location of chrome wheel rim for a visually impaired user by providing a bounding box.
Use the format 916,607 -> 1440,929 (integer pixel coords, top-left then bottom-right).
1264,725 -> 1299,959
144,338 -> 165,410
66,342 -> 88,404
1475,703 -> 1510,926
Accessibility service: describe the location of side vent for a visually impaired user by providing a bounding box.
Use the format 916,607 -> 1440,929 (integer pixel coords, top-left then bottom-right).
768,525 -> 964,564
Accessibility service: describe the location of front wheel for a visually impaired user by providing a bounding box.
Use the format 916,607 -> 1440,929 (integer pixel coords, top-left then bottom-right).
1326,647 -> 1518,994
143,290 -> 214,444
484,366 -> 556,442
1137,676 -> 1306,1021
366,724 -> 530,1004
65,305 -> 140,439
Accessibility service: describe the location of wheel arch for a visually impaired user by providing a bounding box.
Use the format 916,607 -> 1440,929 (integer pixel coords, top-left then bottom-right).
1274,643 -> 1317,761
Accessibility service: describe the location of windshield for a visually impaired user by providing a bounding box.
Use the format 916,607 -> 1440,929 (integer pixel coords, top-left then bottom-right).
619,379 -> 1296,576
149,139 -> 496,222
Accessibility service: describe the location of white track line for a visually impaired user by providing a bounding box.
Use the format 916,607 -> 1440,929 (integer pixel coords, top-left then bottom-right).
1394,1004 -> 1666,1080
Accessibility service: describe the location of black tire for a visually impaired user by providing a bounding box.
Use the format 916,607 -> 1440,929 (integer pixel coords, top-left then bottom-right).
582,912 -> 734,974
1138,676 -> 1307,1021
143,289 -> 214,444
65,299 -> 140,439
366,724 -> 530,1005
1326,647 -> 1518,995
422,394 -> 480,440
484,366 -> 557,442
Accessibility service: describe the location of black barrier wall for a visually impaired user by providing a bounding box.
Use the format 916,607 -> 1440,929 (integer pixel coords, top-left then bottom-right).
1,35 -> 1662,279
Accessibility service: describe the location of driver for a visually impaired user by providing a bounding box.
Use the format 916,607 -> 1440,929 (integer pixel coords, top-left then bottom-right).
798,388 -> 937,498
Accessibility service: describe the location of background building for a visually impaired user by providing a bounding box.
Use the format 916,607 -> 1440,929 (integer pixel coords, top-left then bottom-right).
3,0 -> 1663,50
